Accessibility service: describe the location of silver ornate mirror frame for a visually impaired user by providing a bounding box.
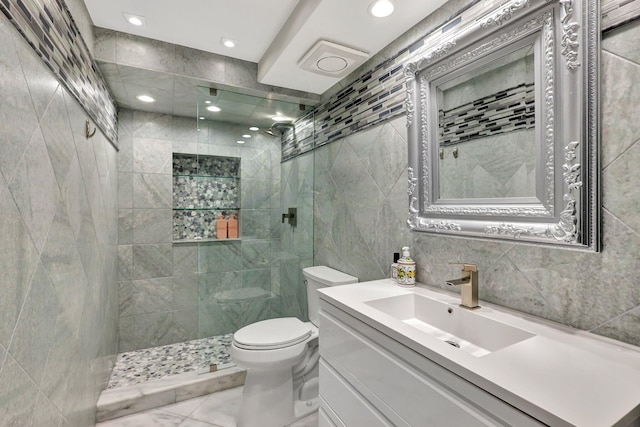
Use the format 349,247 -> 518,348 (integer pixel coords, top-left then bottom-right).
405,0 -> 600,251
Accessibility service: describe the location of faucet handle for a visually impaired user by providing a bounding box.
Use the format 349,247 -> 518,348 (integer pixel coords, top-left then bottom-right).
448,263 -> 477,272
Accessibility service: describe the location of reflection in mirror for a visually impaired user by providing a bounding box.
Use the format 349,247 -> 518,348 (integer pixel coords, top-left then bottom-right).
405,0 -> 600,251
437,45 -> 536,200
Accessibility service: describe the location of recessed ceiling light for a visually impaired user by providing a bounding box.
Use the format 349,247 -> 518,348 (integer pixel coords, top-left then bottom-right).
222,38 -> 236,48
242,134 -> 251,138
199,117 -> 205,120
136,95 -> 155,103
206,106 -> 221,112
123,13 -> 145,26
271,115 -> 290,122
205,100 -> 211,104
249,126 -> 259,131
368,0 -> 394,18
237,140 -> 245,144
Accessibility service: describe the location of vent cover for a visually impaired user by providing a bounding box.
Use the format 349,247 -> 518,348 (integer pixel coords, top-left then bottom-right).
298,40 -> 369,78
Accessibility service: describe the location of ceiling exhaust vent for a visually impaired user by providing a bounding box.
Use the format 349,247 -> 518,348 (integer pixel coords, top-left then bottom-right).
298,40 -> 369,78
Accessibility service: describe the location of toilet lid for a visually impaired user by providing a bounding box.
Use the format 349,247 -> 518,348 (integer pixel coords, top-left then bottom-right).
233,317 -> 312,349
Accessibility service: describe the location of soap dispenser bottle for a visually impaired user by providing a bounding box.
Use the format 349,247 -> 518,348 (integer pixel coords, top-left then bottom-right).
396,246 -> 416,287
227,214 -> 238,239
216,214 -> 228,239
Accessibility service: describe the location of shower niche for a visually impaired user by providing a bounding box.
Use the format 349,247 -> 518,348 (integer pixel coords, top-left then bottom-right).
172,153 -> 241,242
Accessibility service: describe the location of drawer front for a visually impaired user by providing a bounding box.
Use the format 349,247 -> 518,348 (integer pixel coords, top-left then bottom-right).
320,359 -> 393,427
320,307 -> 543,427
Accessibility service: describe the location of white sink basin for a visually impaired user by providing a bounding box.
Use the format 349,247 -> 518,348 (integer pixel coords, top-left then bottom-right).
364,293 -> 535,357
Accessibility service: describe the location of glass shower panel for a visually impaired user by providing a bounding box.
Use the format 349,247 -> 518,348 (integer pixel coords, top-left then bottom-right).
190,88 -> 315,372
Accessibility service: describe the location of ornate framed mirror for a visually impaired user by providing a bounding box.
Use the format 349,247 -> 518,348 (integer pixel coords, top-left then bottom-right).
405,0 -> 599,251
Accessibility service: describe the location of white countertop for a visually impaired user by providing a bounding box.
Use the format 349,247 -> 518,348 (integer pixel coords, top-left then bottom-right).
318,280 -> 640,427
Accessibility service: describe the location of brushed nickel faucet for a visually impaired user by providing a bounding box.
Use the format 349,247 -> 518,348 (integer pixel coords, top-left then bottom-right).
446,263 -> 480,310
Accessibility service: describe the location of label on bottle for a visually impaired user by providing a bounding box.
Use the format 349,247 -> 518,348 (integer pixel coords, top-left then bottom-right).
396,262 -> 416,286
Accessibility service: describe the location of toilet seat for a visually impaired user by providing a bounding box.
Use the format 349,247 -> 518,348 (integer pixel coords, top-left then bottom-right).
233,317 -> 312,350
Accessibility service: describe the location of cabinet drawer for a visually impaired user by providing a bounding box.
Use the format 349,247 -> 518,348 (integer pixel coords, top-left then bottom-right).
320,307 -> 543,427
320,359 -> 393,427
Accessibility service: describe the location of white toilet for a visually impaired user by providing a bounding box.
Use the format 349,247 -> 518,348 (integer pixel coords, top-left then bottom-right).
230,266 -> 358,427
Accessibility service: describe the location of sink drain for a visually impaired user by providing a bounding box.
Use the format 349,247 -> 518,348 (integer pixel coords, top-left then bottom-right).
445,340 -> 460,348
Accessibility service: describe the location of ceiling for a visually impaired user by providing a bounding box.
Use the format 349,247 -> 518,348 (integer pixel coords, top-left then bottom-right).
83,0 -> 449,95
100,61 -> 316,130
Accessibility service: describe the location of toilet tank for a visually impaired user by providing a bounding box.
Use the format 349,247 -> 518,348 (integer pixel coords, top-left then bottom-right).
303,266 -> 358,326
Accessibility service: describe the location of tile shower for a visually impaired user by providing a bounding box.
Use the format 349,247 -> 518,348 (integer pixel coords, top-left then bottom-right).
116,109 -> 314,367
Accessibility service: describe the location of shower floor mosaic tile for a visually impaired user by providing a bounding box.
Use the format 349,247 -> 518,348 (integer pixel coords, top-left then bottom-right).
108,334 -> 234,389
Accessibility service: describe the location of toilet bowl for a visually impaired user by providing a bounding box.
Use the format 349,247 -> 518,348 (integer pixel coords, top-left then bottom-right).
230,266 -> 358,427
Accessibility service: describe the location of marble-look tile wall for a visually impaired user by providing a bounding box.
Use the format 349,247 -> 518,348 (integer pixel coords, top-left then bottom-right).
0,0 -> 118,144
0,11 -> 119,427
314,18 -> 640,348
279,152 -> 315,320
117,111 -> 310,351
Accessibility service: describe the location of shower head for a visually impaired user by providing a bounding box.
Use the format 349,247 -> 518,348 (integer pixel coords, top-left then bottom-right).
262,122 -> 295,137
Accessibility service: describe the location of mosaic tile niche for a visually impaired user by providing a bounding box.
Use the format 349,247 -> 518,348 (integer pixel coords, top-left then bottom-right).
173,154 -> 240,241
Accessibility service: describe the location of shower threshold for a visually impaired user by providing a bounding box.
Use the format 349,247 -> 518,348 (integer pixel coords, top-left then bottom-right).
97,334 -> 246,422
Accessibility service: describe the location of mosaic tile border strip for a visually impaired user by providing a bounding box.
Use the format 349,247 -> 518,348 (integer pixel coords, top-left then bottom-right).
281,1 -> 503,162
282,0 -> 639,162
0,0 -> 118,145
602,0 -> 640,31
440,83 -> 535,146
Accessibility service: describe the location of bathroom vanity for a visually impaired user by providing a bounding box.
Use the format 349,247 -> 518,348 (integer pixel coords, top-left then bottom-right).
317,280 -> 640,426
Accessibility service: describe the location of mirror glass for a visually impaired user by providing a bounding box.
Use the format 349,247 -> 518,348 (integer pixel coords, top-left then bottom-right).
437,44 -> 536,200
405,0 -> 599,251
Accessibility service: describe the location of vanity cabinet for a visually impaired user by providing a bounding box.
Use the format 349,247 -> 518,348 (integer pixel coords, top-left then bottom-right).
318,301 -> 544,427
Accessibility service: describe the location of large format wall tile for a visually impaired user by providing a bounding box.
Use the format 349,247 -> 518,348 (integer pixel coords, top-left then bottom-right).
8,127 -> 61,253
133,209 -> 173,244
133,244 -> 173,279
7,261 -> 58,386
133,173 -> 172,209
0,19 -> 46,183
0,175 -> 40,349
133,138 -> 173,174
600,50 -> 640,166
0,355 -> 41,425
603,136 -> 640,234
0,9 -> 118,424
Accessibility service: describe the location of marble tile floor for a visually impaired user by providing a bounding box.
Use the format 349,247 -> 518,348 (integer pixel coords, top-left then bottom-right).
108,334 -> 234,389
96,385 -> 319,427
96,367 -> 246,422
